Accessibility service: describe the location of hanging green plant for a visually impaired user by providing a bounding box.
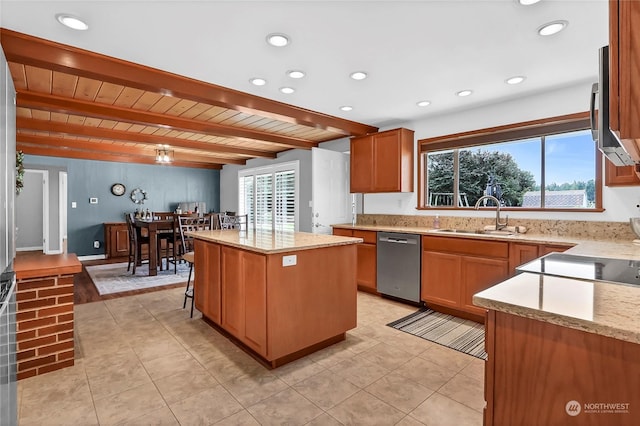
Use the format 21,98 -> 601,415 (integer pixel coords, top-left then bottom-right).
16,150 -> 25,195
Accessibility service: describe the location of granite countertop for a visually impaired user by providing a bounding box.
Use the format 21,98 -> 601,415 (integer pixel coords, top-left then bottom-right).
188,229 -> 363,254
332,223 -> 640,260
473,272 -> 640,344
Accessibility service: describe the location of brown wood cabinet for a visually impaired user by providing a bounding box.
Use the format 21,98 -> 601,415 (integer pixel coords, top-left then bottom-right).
609,0 -> 640,160
221,246 -> 267,356
421,236 -> 509,320
350,128 -> 414,193
332,228 -> 377,292
193,239 -> 221,324
104,222 -> 129,259
508,242 -> 540,274
485,310 -> 640,426
605,158 -> 640,186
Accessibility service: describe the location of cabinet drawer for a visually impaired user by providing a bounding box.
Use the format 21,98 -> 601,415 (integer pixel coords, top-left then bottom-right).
423,236 -> 508,259
332,228 -> 353,237
353,230 -> 377,244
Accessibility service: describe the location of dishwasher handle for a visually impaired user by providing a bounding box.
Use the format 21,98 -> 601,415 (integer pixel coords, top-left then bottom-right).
379,236 -> 418,245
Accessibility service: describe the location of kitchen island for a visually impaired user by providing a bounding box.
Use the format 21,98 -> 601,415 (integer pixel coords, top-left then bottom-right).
188,229 -> 362,367
474,261 -> 640,425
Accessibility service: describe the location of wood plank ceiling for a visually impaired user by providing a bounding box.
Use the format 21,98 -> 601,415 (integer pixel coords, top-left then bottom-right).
1,29 -> 378,169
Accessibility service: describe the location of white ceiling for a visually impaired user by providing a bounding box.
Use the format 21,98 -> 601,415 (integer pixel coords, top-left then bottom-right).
0,0 -> 609,128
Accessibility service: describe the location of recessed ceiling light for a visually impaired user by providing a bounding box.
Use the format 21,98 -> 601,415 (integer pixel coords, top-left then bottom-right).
456,90 -> 473,97
266,33 -> 290,47
287,70 -> 305,79
350,71 -> 368,81
416,100 -> 431,107
55,13 -> 88,30
340,106 -> 353,111
506,76 -> 526,85
537,20 -> 568,36
249,78 -> 267,86
280,87 -> 295,94
517,0 -> 542,5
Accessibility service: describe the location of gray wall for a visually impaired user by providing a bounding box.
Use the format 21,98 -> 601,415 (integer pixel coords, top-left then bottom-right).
23,155 -> 220,256
220,149 -> 312,232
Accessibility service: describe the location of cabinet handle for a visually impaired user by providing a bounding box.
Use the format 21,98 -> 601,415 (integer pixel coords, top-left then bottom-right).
590,82 -> 598,141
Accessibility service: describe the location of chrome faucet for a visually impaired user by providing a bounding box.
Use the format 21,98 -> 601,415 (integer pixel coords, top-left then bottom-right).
474,195 -> 508,230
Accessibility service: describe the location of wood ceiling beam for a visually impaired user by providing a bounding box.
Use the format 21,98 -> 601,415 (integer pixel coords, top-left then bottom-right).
1,28 -> 378,137
17,144 -> 222,169
17,134 -> 245,165
17,117 -> 277,158
17,90 -> 318,149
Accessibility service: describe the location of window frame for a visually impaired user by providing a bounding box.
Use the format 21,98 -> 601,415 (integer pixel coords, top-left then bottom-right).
238,160 -> 300,231
417,112 -> 604,212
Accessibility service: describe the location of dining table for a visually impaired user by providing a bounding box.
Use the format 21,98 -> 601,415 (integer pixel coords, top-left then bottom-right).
134,218 -> 175,276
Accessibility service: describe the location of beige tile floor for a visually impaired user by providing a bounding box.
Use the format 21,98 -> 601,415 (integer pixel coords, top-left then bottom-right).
17,289 -> 484,426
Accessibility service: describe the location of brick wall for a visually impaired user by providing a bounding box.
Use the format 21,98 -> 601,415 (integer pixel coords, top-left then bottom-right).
16,274 -> 74,380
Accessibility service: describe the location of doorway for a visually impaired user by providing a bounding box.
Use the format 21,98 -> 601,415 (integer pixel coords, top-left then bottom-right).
16,169 -> 49,253
311,147 -> 352,234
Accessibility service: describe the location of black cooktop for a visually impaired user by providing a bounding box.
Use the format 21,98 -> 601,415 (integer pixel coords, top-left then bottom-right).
517,252 -> 640,286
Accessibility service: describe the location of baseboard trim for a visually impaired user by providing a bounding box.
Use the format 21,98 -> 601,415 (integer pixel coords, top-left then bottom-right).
78,254 -> 107,261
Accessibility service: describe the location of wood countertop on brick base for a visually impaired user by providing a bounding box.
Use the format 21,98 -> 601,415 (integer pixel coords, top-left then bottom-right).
14,253 -> 82,279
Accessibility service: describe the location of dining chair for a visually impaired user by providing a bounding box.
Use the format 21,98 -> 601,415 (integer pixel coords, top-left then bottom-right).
125,212 -> 151,274
152,211 -> 176,271
178,214 -> 213,317
219,213 -> 248,230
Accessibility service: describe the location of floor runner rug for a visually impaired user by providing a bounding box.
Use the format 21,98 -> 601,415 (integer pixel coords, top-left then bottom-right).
86,260 -> 191,295
387,308 -> 487,360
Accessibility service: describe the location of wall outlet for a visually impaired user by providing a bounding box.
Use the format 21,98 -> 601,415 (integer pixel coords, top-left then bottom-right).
93,241 -> 100,249
90,197 -> 98,204
282,255 -> 297,267
71,201 -> 77,209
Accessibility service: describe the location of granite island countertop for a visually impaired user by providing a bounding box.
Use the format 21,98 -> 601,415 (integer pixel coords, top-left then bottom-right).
188,229 -> 363,254
473,272 -> 640,344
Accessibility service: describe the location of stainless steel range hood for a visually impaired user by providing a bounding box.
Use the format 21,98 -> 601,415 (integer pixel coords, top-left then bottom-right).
590,46 -> 635,167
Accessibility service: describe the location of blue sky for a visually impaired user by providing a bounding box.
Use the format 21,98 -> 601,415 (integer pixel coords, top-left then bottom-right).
471,129 -> 595,185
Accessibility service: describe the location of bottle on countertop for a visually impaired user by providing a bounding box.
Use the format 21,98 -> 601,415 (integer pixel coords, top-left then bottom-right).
145,208 -> 151,220
433,214 -> 440,229
134,209 -> 140,219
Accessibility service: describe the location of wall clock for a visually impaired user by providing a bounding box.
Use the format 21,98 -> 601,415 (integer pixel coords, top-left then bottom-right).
110,183 -> 126,196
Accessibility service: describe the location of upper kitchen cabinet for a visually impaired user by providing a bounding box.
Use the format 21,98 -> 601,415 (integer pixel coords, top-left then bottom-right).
609,0 -> 640,159
605,158 -> 640,185
350,128 -> 414,193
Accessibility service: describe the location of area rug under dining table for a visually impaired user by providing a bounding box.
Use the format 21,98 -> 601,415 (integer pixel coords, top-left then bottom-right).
85,261 -> 192,295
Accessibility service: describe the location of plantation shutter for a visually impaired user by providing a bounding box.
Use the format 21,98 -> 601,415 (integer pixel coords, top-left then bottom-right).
237,161 -> 298,232
275,170 -> 295,231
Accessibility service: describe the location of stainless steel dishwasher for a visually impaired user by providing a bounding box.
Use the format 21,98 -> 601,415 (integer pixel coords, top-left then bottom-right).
376,232 -> 421,303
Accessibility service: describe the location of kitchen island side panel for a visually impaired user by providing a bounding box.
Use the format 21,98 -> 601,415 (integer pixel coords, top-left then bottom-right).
266,244 -> 357,360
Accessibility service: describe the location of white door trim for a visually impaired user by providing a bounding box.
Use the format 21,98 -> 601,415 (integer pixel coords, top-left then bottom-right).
58,171 -> 67,254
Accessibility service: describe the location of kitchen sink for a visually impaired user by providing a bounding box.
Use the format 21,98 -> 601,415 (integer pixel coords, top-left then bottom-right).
435,228 -> 515,237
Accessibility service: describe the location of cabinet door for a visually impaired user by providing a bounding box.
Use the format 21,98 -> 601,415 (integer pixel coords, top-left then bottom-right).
508,243 -> 539,275
221,247 -> 244,338
242,251 -> 267,356
421,251 -> 461,309
610,0 -> 640,150
373,132 -> 401,192
604,158 -> 640,186
462,257 -> 509,316
350,135 -> 374,192
356,243 -> 377,291
220,247 -> 267,356
194,239 -> 221,324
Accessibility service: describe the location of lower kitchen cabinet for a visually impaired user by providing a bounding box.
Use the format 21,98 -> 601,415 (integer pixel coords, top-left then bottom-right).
422,235 -> 509,321
221,246 -> 267,356
193,239 -> 221,323
508,243 -> 540,274
332,228 -> 377,292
